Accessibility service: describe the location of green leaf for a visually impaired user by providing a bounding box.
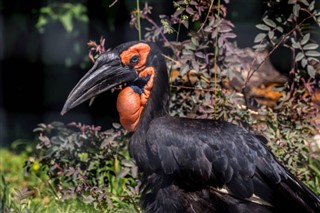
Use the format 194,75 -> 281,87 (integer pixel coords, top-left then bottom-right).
288,0 -> 296,4
307,57 -> 320,62
299,0 -> 309,6
254,33 -> 266,43
185,42 -> 196,50
253,43 -> 267,50
112,123 -> 121,129
191,37 -> 199,46
195,51 -> 205,59
116,168 -> 130,178
305,50 -> 320,57
307,65 -> 316,78
268,31 -> 274,39
308,1 -> 315,11
291,38 -> 300,49
35,16 -> 48,33
276,26 -> 284,33
293,4 -> 301,17
256,24 -> 270,31
263,17 -> 276,28
303,43 -> 319,50
301,33 -> 310,45
295,52 -> 304,62
301,58 -> 308,68
59,13 -> 73,32
180,64 -> 190,76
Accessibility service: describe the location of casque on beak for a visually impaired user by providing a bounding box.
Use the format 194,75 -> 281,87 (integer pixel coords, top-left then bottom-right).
61,50 -> 139,115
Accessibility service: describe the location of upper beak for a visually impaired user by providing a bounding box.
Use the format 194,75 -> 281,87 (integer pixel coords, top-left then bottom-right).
61,50 -> 138,115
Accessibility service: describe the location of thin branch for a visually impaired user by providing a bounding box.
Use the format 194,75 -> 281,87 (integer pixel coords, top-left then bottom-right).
136,0 -> 141,41
197,0 -> 214,33
142,14 -> 180,59
213,0 -> 221,112
161,53 -> 179,64
109,0 -> 118,8
170,85 -> 216,92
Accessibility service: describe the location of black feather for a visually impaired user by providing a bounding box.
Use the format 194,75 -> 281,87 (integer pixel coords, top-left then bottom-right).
74,41 -> 320,212
126,42 -> 320,212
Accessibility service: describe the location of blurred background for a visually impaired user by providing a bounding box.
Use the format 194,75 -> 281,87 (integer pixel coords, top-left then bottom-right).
1,0 -> 315,146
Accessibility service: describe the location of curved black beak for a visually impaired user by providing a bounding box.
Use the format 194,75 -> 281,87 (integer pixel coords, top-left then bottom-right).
61,50 -> 138,115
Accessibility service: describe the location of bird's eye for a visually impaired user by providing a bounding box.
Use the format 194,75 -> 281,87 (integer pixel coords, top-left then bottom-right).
130,55 -> 140,65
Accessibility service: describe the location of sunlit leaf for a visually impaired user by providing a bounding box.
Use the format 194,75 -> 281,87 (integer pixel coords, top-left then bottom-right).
268,31 -> 274,39
299,0 -> 309,6
303,43 -> 319,50
224,33 -> 237,39
59,13 -> 73,32
308,1 -> 315,11
185,42 -> 196,50
276,26 -> 284,33
195,51 -> 205,59
116,168 -> 131,178
305,50 -> 320,57
308,57 -> 320,62
301,58 -> 308,68
295,52 -> 304,62
263,17 -> 276,28
301,33 -> 310,45
256,24 -> 270,31
291,38 -> 300,49
253,43 -> 267,50
191,37 -> 199,46
180,64 -> 190,76
254,33 -> 266,43
307,65 -> 316,78
293,4 -> 301,17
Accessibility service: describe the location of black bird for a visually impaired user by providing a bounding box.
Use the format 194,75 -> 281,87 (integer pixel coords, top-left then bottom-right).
61,41 -> 320,213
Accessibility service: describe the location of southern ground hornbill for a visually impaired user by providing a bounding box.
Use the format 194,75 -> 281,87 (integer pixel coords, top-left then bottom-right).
61,41 -> 320,213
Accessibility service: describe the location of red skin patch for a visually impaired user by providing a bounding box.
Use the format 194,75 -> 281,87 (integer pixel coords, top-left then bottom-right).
117,87 -> 143,132
120,43 -> 151,69
116,67 -> 155,132
117,43 -> 155,132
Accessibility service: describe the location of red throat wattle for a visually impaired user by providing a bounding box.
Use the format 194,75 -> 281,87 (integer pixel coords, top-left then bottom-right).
117,43 -> 155,132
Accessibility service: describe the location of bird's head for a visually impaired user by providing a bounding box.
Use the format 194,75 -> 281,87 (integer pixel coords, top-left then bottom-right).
61,41 -> 168,132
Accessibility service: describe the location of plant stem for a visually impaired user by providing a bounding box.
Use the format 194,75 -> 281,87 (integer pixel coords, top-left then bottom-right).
136,0 -> 141,41
143,14 -> 179,59
213,0 -> 221,112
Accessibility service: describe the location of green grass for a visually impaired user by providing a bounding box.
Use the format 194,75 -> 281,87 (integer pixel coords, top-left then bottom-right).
0,148 -> 105,213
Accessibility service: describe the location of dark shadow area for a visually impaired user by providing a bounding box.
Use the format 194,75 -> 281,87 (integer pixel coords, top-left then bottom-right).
2,0 -> 317,145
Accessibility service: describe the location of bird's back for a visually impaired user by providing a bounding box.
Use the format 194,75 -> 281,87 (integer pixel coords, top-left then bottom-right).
130,116 -> 320,213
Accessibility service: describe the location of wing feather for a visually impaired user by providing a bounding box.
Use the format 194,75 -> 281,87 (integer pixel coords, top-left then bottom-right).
146,116 -> 286,198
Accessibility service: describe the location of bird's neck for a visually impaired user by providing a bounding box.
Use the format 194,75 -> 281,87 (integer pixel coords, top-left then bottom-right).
138,54 -> 170,130
117,53 -> 169,133
128,54 -> 170,170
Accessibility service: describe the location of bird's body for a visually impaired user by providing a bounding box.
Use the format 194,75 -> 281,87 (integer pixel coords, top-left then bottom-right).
62,41 -> 320,212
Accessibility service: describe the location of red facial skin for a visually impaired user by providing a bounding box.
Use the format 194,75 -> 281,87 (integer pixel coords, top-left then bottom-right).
117,43 -> 155,132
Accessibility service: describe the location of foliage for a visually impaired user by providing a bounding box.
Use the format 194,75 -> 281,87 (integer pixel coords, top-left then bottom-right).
0,148 -> 51,213
254,0 -> 320,83
36,2 -> 88,34
35,1 -> 89,68
129,0 -> 320,195
4,0 -> 320,212
24,122 -> 140,212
